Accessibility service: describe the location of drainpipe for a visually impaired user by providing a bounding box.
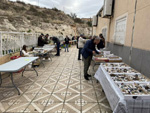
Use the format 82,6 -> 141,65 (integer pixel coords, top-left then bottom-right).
92,26 -> 93,36
0,32 -> 2,56
129,0 -> 138,65
107,17 -> 111,50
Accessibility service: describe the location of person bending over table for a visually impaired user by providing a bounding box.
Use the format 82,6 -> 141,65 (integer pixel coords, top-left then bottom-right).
51,37 -> 60,56
81,36 -> 101,80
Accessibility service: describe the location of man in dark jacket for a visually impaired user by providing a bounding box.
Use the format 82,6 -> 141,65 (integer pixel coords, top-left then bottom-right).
44,34 -> 49,44
38,33 -> 48,46
38,33 -> 44,46
76,36 -> 79,49
81,36 -> 100,80
51,37 -> 60,56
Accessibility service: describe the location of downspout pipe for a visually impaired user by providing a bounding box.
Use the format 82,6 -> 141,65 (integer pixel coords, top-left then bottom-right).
129,0 -> 138,65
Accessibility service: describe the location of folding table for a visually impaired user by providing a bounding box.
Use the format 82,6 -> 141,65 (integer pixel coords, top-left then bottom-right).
0,57 -> 38,95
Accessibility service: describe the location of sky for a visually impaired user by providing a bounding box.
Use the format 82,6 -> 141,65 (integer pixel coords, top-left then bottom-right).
9,0 -> 104,18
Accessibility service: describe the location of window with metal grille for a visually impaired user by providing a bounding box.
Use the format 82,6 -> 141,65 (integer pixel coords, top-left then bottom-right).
102,27 -> 107,40
114,16 -> 127,45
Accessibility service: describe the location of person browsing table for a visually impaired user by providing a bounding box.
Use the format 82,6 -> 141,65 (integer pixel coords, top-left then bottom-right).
51,37 -> 60,56
81,36 -> 101,80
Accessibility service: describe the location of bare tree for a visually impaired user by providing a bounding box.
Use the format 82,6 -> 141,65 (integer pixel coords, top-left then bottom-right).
70,13 -> 77,19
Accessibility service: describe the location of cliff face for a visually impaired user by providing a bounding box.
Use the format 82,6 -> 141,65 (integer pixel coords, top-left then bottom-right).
0,0 -> 92,37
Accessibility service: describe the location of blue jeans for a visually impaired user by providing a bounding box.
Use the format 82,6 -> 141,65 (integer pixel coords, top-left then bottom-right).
56,42 -> 60,55
65,44 -> 69,52
78,48 -> 82,60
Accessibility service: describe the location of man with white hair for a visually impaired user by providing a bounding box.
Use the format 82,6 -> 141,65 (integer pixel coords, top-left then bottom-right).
81,36 -> 101,80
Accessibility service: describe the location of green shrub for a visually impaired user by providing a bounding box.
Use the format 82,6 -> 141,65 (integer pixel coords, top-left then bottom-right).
13,6 -> 26,12
74,18 -> 84,24
0,3 -> 8,10
16,1 -> 26,5
8,17 -> 14,23
52,7 -> 59,12
87,21 -> 92,27
43,18 -> 50,23
27,16 -> 31,20
29,6 -> 38,12
27,29 -> 31,33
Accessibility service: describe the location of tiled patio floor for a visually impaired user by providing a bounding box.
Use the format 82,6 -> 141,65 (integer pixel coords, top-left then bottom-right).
0,46 -> 112,113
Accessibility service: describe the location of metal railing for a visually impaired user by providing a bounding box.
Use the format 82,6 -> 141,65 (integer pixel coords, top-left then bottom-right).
0,31 -> 40,56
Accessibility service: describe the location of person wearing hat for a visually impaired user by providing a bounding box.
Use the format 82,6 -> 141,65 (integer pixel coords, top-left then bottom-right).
38,33 -> 48,47
78,34 -> 86,60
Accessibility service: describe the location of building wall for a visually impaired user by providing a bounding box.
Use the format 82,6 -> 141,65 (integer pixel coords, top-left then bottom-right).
93,27 -> 97,36
95,17 -> 110,41
108,0 -> 150,49
94,0 -> 150,77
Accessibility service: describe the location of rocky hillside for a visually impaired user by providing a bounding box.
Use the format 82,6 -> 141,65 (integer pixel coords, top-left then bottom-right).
0,0 -> 92,37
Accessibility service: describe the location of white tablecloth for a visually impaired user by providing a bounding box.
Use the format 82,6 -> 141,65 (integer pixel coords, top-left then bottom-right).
94,65 -> 150,113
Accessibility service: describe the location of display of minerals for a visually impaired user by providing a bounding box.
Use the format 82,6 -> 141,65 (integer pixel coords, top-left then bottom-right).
109,56 -> 119,59
111,74 -> 150,82
102,63 -> 129,68
110,74 -> 131,82
140,84 -> 150,94
117,83 -> 147,95
127,74 -> 150,82
102,62 -> 150,96
105,68 -> 138,74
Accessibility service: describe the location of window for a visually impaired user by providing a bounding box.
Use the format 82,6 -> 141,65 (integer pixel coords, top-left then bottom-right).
114,15 -> 127,45
102,27 -> 107,41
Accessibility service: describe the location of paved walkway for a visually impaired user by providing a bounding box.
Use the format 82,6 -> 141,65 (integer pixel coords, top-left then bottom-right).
0,46 -> 112,113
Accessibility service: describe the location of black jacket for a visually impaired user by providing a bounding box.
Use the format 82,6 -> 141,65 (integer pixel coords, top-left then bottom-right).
38,35 -> 47,46
52,37 -> 60,44
97,39 -> 105,49
81,39 -> 99,59
64,37 -> 70,44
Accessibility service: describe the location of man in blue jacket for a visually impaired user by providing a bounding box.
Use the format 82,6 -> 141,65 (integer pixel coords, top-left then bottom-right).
81,36 -> 100,80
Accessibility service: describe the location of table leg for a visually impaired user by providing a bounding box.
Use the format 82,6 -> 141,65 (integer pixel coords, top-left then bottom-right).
41,59 -> 45,67
10,73 -> 20,95
40,56 -> 45,68
0,72 -> 2,87
47,52 -> 52,61
22,66 -> 26,77
93,63 -> 96,71
49,54 -> 52,61
32,67 -> 38,76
